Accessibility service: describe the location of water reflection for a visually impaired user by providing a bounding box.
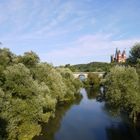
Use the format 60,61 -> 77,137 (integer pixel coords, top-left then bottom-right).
106,123 -> 132,140
34,88 -> 140,140
34,95 -> 83,140
86,87 -> 98,100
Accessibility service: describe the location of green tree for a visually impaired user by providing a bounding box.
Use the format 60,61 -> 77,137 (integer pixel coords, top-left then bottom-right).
57,68 -> 82,100
0,63 -> 55,140
0,48 -> 14,67
18,51 -> 40,67
129,43 -> 140,64
136,60 -> 140,94
84,73 -> 100,87
105,66 -> 140,122
33,63 -> 67,102
0,48 -> 81,139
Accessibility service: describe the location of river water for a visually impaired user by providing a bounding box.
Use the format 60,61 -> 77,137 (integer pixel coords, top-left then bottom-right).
34,88 -> 140,140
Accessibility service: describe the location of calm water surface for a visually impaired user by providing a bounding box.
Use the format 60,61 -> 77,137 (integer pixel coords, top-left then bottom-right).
34,88 -> 140,140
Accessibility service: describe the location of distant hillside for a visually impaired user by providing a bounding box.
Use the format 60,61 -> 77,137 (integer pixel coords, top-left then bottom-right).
65,62 -> 112,72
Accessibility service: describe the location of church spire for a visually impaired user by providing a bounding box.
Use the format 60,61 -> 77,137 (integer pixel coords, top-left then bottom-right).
115,48 -> 118,60
111,48 -> 126,63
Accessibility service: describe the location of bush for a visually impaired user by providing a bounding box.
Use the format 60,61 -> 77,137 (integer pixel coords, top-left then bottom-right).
129,43 -> 140,64
105,65 -> 140,122
84,73 -> 100,87
0,49 -> 81,139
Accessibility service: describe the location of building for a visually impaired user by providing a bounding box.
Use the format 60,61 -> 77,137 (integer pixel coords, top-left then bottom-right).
111,48 -> 126,63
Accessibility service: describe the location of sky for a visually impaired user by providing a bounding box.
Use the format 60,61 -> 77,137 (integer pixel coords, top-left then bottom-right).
0,0 -> 140,66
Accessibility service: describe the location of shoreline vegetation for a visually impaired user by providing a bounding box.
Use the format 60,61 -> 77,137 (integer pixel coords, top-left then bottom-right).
71,43 -> 140,126
103,43 -> 140,125
0,48 -> 82,140
0,43 -> 140,139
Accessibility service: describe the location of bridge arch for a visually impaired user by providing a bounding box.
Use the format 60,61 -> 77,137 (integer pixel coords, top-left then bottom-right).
78,74 -> 87,81
73,72 -> 105,79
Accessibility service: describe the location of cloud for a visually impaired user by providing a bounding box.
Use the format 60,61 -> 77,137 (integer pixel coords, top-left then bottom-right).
41,33 -> 140,65
0,0 -> 83,40
0,0 -> 96,41
0,0 -> 140,66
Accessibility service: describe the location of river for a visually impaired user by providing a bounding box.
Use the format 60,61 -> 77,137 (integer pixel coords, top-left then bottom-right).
34,88 -> 140,140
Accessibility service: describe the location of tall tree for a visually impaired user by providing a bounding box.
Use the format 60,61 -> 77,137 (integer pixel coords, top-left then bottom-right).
105,66 -> 140,122
129,43 -> 140,64
18,51 -> 40,67
0,48 -> 14,67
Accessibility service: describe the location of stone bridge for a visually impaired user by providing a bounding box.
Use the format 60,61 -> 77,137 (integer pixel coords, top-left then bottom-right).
73,72 -> 105,79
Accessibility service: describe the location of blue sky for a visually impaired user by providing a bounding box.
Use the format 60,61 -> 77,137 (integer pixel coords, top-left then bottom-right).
0,0 -> 140,65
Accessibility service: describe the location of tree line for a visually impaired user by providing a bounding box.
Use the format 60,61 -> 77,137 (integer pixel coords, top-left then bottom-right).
63,62 -> 112,72
0,48 -> 82,140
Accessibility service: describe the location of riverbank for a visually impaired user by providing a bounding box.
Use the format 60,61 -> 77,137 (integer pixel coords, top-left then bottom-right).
34,88 -> 140,140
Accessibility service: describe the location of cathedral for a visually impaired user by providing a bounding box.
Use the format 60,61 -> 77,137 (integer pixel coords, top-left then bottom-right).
111,48 -> 126,63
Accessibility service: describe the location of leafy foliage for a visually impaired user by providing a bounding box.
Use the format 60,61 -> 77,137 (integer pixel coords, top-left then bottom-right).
103,43 -> 140,124
129,43 -> 140,64
84,73 -> 100,87
105,65 -> 140,123
0,48 -> 14,67
57,68 -> 82,101
17,51 -> 40,67
0,48 -> 81,140
66,62 -> 112,72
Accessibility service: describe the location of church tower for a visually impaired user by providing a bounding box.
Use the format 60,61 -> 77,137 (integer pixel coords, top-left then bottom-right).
117,50 -> 122,62
121,50 -> 126,62
115,48 -> 118,61
111,48 -> 126,63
